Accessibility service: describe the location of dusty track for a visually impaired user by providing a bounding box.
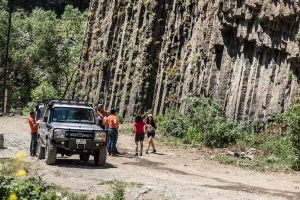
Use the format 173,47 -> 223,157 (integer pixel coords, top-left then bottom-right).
0,116 -> 300,200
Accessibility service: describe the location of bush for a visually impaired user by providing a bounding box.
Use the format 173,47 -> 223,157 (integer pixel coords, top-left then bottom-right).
0,175 -> 59,200
160,95 -> 249,148
282,98 -> 300,170
159,107 -> 190,138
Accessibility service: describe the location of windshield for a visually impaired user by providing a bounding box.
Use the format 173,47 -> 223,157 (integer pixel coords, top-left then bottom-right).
52,107 -> 95,124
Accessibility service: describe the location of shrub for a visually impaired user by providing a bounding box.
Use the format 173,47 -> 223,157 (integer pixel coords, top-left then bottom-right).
160,94 -> 249,148
159,107 -> 190,138
282,98 -> 300,169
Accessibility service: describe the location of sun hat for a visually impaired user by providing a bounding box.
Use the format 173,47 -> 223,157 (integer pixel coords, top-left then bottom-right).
148,114 -> 153,117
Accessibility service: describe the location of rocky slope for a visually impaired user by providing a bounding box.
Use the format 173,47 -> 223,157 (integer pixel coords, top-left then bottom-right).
75,0 -> 300,127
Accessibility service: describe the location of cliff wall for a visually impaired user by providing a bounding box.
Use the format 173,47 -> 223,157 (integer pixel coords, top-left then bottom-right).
75,0 -> 300,126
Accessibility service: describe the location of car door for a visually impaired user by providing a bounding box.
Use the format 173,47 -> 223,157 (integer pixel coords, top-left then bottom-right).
38,107 -> 50,145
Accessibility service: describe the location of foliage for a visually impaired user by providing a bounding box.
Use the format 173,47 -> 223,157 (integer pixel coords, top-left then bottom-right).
295,33 -> 300,41
281,98 -> 300,170
159,94 -> 248,148
117,113 -> 125,124
216,97 -> 300,171
0,154 -> 127,199
99,180 -> 127,200
31,82 -> 59,100
0,4 -> 87,109
159,107 -> 190,138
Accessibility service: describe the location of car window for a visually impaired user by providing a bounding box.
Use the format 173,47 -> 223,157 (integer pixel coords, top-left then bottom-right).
36,106 -> 44,121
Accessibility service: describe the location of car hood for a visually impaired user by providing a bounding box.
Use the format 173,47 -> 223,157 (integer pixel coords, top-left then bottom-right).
50,122 -> 103,131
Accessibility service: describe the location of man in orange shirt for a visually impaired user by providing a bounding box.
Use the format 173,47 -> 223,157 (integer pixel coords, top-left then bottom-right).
105,108 -> 119,156
28,111 -> 38,157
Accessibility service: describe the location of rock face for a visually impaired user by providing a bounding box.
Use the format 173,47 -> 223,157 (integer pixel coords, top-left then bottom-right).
75,0 -> 300,126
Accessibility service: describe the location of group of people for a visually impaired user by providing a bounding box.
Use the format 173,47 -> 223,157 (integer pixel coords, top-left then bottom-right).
95,104 -> 157,157
133,114 -> 157,156
28,103 -> 157,158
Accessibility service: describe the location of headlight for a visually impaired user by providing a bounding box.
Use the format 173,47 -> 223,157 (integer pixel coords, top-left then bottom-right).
53,129 -> 66,138
94,131 -> 106,140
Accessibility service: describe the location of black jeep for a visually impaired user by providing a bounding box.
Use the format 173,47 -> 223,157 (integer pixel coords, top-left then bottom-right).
37,99 -> 107,166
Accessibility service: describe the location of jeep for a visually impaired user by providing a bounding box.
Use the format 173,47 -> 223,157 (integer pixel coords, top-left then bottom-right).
37,99 -> 107,166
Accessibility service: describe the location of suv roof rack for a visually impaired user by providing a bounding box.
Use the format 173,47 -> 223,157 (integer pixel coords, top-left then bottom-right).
42,99 -> 93,108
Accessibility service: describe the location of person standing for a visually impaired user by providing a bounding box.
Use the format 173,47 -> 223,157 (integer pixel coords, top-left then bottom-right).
97,104 -> 109,130
145,114 -> 157,154
133,115 -> 146,156
105,108 -> 119,156
28,111 -> 38,157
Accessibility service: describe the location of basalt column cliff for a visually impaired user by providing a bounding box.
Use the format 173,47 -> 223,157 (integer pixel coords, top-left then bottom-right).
74,0 -> 300,124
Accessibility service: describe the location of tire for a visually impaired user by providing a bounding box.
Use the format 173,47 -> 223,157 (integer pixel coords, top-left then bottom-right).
80,154 -> 90,162
45,139 -> 57,165
37,137 -> 45,159
94,147 -> 107,166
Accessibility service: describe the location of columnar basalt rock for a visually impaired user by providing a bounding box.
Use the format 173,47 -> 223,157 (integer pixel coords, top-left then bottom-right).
75,0 -> 300,127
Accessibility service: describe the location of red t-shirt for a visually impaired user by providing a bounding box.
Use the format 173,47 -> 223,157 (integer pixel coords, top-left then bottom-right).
134,121 -> 146,134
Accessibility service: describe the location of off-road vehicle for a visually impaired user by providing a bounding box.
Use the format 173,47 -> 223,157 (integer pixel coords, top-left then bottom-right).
37,99 -> 107,166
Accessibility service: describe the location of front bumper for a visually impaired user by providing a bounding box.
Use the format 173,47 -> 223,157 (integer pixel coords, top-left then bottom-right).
50,138 -> 106,151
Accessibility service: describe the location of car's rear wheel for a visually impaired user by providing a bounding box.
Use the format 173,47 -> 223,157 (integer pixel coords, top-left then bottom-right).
45,139 -> 57,165
37,136 -> 45,159
80,153 -> 90,162
94,147 -> 107,166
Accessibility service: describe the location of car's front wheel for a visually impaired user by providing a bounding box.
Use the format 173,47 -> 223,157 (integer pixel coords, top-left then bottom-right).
94,147 -> 107,166
45,139 -> 57,165
37,136 -> 45,159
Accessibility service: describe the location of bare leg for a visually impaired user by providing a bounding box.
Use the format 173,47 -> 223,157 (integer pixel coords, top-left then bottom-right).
135,142 -> 138,152
150,137 -> 155,150
147,137 -> 151,150
140,141 -> 144,152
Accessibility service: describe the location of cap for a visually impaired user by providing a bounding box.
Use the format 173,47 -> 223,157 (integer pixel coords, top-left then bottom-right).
98,104 -> 103,107
148,114 -> 153,117
110,108 -> 116,112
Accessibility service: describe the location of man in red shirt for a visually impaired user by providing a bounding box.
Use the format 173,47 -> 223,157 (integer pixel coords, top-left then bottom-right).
28,111 -> 38,157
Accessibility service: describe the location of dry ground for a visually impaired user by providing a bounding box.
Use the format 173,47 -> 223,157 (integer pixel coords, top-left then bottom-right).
0,116 -> 300,200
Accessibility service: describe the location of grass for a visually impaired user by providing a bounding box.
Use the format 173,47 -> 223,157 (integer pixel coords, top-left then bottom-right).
0,157 -> 31,178
49,184 -> 88,200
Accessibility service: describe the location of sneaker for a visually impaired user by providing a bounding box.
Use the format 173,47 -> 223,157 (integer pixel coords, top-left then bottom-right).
145,149 -> 148,154
139,152 -> 142,156
151,149 -> 156,153
134,152 -> 138,156
111,154 -> 118,157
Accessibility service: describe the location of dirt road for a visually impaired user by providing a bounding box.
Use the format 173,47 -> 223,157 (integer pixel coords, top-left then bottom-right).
0,116 -> 300,200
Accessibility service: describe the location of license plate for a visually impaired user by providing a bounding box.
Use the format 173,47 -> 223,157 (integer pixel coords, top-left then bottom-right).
76,139 -> 86,144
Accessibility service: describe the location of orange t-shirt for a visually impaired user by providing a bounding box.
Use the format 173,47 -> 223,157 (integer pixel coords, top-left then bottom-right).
28,116 -> 38,133
106,114 -> 118,129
